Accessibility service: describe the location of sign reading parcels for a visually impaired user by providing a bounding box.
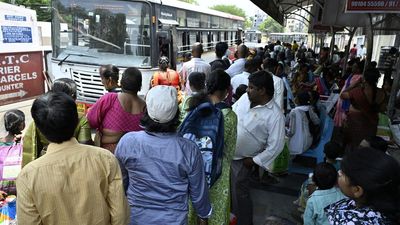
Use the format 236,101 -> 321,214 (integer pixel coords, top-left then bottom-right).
346,0 -> 400,12
0,51 -> 44,106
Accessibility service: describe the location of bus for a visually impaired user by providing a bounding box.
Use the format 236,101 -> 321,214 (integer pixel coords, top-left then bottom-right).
245,30 -> 262,43
50,0 -> 244,107
268,32 -> 307,44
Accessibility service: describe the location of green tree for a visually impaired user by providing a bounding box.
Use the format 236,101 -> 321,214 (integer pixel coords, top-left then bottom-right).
4,0 -> 51,21
209,4 -> 246,18
258,17 -> 284,33
244,17 -> 253,29
177,0 -> 198,5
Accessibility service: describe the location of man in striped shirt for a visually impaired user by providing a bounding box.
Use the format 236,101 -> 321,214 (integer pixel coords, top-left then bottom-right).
17,91 -> 129,225
179,42 -> 211,94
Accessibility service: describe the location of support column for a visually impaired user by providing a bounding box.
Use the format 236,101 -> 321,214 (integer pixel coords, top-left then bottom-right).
364,14 -> 374,72
341,27 -> 358,78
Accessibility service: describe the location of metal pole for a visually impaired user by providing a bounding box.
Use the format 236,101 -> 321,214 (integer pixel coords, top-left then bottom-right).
364,14 -> 374,72
388,58 -> 400,120
341,27 -> 357,78
329,26 -> 336,64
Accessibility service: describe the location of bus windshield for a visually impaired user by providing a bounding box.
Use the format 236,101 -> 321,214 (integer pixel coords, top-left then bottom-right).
52,0 -> 151,68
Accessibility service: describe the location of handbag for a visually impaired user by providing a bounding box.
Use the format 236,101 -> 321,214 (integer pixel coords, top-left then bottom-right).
0,143 -> 22,181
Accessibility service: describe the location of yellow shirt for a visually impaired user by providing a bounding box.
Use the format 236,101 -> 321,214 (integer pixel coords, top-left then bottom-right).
16,138 -> 129,225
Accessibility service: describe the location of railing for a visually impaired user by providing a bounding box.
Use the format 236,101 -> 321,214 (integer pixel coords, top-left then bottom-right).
124,42 -> 151,55
177,39 -> 241,54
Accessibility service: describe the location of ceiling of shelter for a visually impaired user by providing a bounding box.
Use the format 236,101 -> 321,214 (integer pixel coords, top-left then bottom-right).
251,0 -> 399,31
251,0 -> 318,25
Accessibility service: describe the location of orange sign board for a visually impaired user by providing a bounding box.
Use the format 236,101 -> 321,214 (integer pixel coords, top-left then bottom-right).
0,51 -> 44,105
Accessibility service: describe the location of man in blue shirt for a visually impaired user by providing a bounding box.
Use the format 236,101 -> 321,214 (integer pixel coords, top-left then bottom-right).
115,85 -> 212,225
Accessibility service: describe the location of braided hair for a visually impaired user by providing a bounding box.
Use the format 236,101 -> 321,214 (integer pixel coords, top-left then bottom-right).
4,109 -> 25,135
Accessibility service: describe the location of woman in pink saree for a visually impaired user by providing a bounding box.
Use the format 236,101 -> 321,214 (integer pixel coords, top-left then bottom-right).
87,67 -> 146,153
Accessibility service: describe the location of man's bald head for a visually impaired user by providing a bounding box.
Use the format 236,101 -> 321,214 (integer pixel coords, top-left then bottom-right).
192,42 -> 204,58
237,44 -> 249,59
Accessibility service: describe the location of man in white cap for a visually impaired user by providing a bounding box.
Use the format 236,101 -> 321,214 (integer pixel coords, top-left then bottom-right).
115,85 -> 212,225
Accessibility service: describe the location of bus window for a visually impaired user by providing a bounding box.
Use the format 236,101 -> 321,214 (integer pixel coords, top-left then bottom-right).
158,31 -> 170,58
179,31 -> 186,52
207,32 -> 212,49
52,0 -> 152,68
202,32 -> 208,49
189,32 -> 197,45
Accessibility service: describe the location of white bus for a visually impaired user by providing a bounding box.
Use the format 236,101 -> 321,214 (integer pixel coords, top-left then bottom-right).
50,0 -> 244,110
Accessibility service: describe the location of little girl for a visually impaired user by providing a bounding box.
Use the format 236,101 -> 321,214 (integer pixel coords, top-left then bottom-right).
0,109 -> 25,195
325,147 -> 400,224
0,110 -> 25,146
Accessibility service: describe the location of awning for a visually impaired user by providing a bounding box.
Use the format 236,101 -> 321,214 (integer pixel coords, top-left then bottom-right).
158,19 -> 179,26
250,0 -> 284,25
251,0 -> 315,26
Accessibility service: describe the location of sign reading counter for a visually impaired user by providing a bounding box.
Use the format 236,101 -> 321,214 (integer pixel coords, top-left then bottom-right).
346,0 -> 400,12
0,51 -> 44,105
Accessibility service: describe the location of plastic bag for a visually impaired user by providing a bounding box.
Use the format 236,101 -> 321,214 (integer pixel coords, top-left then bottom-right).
0,144 -> 22,181
0,197 -> 17,225
270,143 -> 290,174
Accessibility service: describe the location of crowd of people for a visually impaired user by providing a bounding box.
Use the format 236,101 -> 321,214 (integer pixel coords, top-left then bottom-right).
0,40 -> 399,225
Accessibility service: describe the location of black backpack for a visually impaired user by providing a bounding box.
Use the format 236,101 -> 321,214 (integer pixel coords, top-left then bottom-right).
305,110 -> 321,149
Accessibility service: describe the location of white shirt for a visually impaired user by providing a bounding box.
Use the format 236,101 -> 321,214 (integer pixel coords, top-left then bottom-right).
231,71 -> 250,93
232,93 -> 285,170
361,47 -> 367,58
274,45 -> 283,52
286,105 -> 320,155
225,58 -> 246,77
272,74 -> 285,110
179,58 -> 211,94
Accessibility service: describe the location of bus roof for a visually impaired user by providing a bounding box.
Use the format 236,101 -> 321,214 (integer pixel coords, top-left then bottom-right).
148,0 -> 245,21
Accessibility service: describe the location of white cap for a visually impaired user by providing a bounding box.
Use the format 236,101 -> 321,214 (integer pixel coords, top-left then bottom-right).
146,85 -> 178,123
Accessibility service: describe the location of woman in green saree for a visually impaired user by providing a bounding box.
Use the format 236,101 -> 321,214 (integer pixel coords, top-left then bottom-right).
187,69 -> 238,225
22,78 -> 93,167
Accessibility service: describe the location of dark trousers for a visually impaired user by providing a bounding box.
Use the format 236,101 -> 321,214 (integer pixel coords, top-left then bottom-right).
231,159 -> 253,225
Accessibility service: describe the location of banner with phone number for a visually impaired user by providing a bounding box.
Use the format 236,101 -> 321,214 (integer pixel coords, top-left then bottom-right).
346,0 -> 400,12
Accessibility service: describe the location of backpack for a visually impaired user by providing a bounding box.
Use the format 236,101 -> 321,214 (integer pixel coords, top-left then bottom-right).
305,110 -> 321,149
178,102 -> 225,187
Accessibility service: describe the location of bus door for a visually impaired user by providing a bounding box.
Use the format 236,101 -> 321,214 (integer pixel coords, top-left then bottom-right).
157,26 -> 178,70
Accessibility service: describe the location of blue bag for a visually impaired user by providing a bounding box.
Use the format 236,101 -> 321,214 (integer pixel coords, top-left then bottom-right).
179,102 -> 225,187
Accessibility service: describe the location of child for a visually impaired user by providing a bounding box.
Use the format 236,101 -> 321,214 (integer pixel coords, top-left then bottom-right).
325,147 -> 400,224
233,84 -> 247,103
0,110 -> 25,146
295,141 -> 343,212
179,72 -> 205,122
303,163 -> 345,225
0,109 -> 25,195
323,141 -> 343,170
